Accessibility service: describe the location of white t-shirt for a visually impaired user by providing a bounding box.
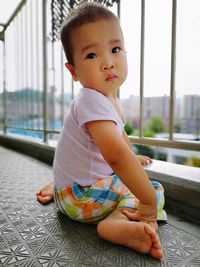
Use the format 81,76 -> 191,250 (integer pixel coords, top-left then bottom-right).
53,87 -> 124,188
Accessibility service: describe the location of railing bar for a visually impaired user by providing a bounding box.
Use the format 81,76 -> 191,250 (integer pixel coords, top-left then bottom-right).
169,0 -> 177,140
50,41 -> 56,131
25,3 -> 29,129
12,21 -> 16,127
24,7 -> 27,128
15,18 -> 20,128
36,0 -> 40,129
17,13 -> 22,125
61,47 -> 65,124
129,136 -> 200,151
22,7 -> 25,128
117,0 -> 121,98
21,9 -> 25,128
5,126 -> 60,134
18,13 -> 22,128
117,0 -> 121,20
30,0 -> 34,129
139,0 -> 145,138
20,13 -> 23,129
3,124 -> 199,151
71,79 -> 74,100
3,33 -> 7,134
42,0 -> 48,142
3,0 -> 27,32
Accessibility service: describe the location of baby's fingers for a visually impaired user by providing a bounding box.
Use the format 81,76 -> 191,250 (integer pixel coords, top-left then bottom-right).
122,209 -> 141,221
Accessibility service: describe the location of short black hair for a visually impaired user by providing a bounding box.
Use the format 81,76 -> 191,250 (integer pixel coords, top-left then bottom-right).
60,2 -> 119,65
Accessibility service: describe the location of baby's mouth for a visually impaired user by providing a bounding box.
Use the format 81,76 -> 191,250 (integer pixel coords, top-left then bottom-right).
105,74 -> 117,81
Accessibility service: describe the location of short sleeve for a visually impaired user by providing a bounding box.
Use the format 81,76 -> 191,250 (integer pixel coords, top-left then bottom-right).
75,88 -> 117,127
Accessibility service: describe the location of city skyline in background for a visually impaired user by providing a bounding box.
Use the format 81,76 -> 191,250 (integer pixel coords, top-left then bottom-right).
0,0 -> 199,167
0,0 -> 200,99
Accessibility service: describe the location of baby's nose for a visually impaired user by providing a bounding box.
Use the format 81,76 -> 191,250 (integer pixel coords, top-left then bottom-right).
102,56 -> 114,70
103,63 -> 114,70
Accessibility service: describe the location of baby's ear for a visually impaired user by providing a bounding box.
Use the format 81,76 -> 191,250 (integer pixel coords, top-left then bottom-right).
65,63 -> 78,81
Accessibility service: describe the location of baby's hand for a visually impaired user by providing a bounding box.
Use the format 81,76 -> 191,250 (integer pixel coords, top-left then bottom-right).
137,155 -> 152,166
122,202 -> 157,230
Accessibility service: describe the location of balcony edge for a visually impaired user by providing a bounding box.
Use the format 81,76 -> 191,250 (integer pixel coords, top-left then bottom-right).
0,134 -> 199,224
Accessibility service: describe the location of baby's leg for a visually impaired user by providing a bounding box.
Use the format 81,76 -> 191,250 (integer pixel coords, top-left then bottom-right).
97,208 -> 163,260
36,183 -> 54,204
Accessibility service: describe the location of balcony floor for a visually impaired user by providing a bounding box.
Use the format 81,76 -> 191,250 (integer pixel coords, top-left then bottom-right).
0,146 -> 200,267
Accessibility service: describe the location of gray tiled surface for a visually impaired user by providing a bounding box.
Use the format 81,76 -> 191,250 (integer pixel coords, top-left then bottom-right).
0,146 -> 200,267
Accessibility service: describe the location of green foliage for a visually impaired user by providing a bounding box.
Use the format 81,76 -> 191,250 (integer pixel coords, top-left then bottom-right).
124,122 -> 134,135
148,116 -> 165,133
186,156 -> 200,168
174,121 -> 181,133
134,144 -> 154,158
143,129 -> 155,138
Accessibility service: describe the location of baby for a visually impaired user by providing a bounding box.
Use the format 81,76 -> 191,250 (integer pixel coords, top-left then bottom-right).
37,2 -> 167,260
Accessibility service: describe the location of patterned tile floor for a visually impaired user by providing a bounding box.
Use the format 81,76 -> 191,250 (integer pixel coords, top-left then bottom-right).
0,146 -> 200,267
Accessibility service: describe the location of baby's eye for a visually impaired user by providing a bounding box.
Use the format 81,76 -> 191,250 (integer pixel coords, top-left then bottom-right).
86,53 -> 97,59
112,47 -> 121,53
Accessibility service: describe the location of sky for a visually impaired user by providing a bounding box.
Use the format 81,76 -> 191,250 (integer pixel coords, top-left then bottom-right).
119,0 -> 200,98
0,0 -> 200,99
0,0 -> 21,24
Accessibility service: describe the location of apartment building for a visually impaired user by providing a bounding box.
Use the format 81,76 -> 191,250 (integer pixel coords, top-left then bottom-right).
121,94 -> 200,135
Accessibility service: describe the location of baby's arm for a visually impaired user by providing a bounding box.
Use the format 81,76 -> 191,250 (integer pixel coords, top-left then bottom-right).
86,120 -> 157,223
122,130 -> 152,166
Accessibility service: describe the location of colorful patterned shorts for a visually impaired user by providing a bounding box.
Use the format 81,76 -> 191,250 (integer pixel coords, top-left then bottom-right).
54,175 -> 167,223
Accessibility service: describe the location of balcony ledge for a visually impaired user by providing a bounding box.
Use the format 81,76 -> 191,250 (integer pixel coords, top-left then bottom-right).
0,133 -> 199,224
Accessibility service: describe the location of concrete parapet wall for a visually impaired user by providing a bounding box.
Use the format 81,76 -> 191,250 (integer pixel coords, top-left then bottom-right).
144,160 -> 200,224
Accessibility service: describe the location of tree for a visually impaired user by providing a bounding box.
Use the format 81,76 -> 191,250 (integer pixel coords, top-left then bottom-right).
148,116 -> 165,133
124,122 -> 134,135
134,144 -> 154,158
143,129 -> 155,138
186,156 -> 200,168
174,121 -> 181,133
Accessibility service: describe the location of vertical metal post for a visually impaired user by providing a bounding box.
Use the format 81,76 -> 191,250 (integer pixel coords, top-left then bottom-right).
25,4 -> 29,128
117,0 -> 121,20
42,0 -> 48,142
36,0 -> 41,129
50,41 -> 55,131
19,12 -> 23,128
22,8 -> 26,128
30,0 -> 34,129
15,19 -> 20,128
2,35 -> 7,134
139,0 -> 145,138
71,79 -> 74,100
169,0 -> 177,140
61,47 -> 65,123
117,0 -> 120,98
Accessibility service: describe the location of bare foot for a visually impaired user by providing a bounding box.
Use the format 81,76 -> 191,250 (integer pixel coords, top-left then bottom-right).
36,183 -> 54,204
97,220 -> 163,260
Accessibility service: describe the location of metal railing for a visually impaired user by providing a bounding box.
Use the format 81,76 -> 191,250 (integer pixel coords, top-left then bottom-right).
0,0 -> 199,152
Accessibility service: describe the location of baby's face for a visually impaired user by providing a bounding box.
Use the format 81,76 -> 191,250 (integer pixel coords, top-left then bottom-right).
67,19 -> 127,96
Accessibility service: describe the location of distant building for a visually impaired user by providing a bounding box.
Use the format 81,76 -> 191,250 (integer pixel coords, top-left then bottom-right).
120,95 -> 140,127
180,95 -> 200,134
121,94 -> 200,135
121,95 -> 170,129
143,96 -> 169,129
